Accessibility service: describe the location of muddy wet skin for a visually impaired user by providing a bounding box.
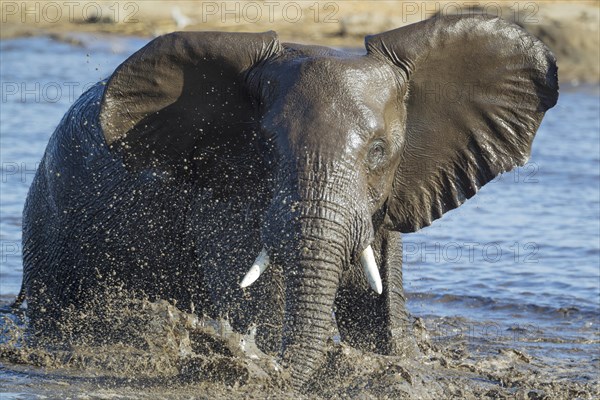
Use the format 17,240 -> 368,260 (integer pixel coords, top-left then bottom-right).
0,298 -> 597,399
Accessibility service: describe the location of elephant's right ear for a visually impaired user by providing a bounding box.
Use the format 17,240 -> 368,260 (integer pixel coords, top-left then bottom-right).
366,15 -> 558,232
100,31 -> 281,185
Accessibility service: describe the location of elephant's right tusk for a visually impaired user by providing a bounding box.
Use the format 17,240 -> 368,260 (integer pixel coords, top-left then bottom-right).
240,247 -> 270,288
360,245 -> 383,295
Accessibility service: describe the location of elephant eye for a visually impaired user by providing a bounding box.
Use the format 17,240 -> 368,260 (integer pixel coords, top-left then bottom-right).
367,141 -> 386,168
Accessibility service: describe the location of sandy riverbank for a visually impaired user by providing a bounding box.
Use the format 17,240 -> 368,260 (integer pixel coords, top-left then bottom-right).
1,1 -> 599,84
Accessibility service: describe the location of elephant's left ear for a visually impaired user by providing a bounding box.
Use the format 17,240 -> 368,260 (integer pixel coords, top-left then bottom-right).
366,15 -> 558,233
99,31 -> 281,185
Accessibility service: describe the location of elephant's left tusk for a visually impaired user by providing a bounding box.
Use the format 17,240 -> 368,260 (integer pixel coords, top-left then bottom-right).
360,245 -> 383,295
240,247 -> 270,288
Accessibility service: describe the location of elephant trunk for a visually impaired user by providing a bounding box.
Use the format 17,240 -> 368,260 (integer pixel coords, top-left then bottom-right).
262,162 -> 373,388
280,208 -> 347,385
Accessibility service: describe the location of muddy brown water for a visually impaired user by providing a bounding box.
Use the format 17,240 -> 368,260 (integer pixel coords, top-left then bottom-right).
0,298 -> 597,399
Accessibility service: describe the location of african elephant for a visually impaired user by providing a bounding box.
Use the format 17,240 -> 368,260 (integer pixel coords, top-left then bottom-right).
20,15 -> 558,387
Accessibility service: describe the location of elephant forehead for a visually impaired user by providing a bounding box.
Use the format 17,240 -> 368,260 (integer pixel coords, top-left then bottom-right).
273,58 -> 396,130
293,56 -> 395,104
259,55 -> 401,160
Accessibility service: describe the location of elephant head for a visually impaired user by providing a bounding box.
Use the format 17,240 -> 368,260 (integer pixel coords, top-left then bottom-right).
100,15 -> 557,386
